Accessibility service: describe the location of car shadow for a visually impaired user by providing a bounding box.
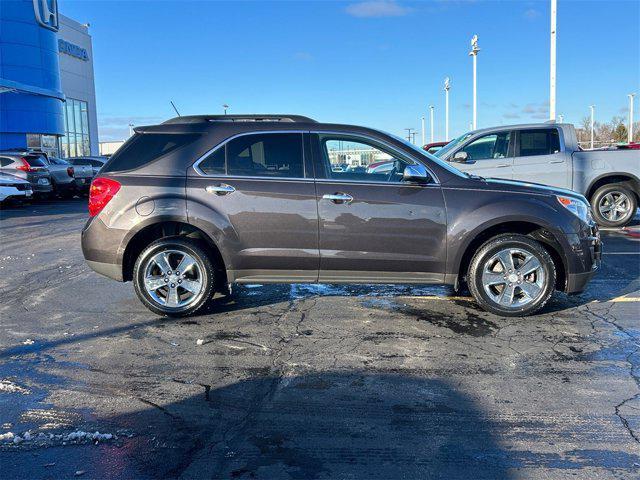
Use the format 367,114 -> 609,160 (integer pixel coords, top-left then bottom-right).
96,372 -> 515,479
0,196 -> 88,220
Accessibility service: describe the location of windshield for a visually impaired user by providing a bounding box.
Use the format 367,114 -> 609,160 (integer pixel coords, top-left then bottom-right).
387,133 -> 466,178
434,133 -> 473,159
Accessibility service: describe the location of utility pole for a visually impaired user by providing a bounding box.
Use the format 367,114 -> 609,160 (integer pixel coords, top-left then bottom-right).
444,77 -> 451,141
589,105 -> 595,149
429,105 -> 434,143
410,132 -> 417,144
404,128 -> 415,143
628,93 -> 636,143
469,35 -> 480,129
421,116 -> 426,145
549,0 -> 557,121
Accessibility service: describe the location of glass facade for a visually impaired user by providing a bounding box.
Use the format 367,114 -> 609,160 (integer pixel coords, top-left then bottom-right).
60,98 -> 90,158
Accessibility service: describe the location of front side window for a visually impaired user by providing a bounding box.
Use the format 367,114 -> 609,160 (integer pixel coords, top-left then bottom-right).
199,133 -> 305,178
460,132 -> 511,161
320,135 -> 414,183
517,129 -> 560,157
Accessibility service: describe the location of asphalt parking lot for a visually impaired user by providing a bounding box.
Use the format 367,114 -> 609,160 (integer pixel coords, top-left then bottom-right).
1,198 -> 639,479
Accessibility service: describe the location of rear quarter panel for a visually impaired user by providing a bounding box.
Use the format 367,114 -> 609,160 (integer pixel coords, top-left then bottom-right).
571,149 -> 640,194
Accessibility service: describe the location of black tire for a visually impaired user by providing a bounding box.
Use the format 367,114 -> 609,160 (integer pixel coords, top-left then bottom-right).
133,237 -> 216,317
590,184 -> 637,228
467,234 -> 556,317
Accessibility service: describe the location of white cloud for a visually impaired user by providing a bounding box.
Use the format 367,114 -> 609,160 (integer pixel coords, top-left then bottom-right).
523,8 -> 540,20
345,1 -> 413,18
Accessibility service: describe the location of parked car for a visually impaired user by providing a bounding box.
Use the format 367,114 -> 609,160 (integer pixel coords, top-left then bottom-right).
81,114 -> 601,318
422,141 -> 448,155
0,151 -> 53,196
49,157 -> 93,194
366,161 -> 394,174
434,123 -> 640,227
68,156 -> 108,177
0,172 -> 32,204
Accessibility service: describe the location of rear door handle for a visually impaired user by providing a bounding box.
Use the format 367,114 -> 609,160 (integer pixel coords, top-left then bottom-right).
496,164 -> 510,168
206,184 -> 235,195
549,159 -> 564,164
323,193 -> 353,204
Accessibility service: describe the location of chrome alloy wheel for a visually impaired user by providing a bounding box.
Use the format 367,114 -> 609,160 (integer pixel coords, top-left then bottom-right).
143,249 -> 203,308
482,248 -> 546,308
598,191 -> 632,222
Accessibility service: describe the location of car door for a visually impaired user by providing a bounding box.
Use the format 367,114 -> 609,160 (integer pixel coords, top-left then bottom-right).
311,132 -> 447,283
186,131 -> 320,283
511,128 -> 571,188
449,131 -> 514,179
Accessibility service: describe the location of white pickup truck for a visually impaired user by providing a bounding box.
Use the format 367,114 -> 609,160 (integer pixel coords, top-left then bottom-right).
434,123 -> 640,227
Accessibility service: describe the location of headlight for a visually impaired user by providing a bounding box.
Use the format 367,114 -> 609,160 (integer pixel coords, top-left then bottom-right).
557,195 -> 591,223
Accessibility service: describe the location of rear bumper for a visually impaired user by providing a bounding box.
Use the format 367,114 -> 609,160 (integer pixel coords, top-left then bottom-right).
74,177 -> 92,190
81,215 -> 126,282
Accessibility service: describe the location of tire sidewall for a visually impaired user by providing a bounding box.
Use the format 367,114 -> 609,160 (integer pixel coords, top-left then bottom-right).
591,185 -> 637,228
469,235 -> 556,317
133,238 -> 213,316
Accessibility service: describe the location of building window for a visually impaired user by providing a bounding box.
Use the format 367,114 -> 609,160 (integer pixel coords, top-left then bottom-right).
61,98 -> 90,158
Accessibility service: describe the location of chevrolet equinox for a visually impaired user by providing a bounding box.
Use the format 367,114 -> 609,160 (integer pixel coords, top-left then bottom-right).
81,115 -> 601,317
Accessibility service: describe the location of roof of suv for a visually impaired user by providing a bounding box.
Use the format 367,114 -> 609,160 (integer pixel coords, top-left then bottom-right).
161,114 -> 317,125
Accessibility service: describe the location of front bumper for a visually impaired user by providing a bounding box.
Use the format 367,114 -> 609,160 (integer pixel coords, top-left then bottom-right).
564,223 -> 602,294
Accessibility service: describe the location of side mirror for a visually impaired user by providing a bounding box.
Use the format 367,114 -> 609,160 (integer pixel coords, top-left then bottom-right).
403,164 -> 430,182
452,151 -> 469,163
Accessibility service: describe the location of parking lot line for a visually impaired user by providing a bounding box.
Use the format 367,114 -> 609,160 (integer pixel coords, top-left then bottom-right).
609,295 -> 640,302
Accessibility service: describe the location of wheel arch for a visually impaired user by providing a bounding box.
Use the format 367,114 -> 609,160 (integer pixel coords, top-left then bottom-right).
586,172 -> 640,203
455,221 -> 567,291
121,220 -> 228,287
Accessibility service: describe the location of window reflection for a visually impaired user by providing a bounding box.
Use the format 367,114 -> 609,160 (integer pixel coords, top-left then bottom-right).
61,98 -> 90,158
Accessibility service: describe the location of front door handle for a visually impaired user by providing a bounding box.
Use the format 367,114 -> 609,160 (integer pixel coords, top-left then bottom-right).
206,184 -> 235,195
323,193 -> 353,204
549,159 -> 564,164
496,164 -> 510,168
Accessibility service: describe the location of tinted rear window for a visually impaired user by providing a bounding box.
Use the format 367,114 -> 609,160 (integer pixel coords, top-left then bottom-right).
102,133 -> 199,172
25,156 -> 46,167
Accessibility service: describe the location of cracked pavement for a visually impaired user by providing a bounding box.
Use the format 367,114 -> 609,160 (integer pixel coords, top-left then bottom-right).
1,199 -> 639,479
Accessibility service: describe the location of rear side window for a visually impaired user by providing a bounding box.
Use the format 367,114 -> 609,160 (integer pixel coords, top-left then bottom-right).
198,133 -> 304,178
71,158 -> 91,166
24,155 -> 47,167
517,129 -> 560,157
103,133 -> 199,172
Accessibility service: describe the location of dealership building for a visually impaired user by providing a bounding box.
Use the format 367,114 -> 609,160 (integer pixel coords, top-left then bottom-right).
0,0 -> 98,158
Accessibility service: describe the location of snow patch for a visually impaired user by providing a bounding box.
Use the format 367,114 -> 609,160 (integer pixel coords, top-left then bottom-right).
0,430 -> 116,447
0,379 -> 30,395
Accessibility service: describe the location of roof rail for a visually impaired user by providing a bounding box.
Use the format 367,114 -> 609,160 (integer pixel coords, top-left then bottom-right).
162,114 -> 317,125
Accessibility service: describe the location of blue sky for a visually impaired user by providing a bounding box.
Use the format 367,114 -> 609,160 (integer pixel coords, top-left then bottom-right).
58,0 -> 640,142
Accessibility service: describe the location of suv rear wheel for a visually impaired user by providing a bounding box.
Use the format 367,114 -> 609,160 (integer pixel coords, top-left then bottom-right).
468,234 -> 556,317
133,237 -> 215,317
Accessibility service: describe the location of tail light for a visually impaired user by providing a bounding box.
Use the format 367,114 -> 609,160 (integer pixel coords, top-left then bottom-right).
88,177 -> 121,217
16,158 -> 34,172
67,166 -> 75,177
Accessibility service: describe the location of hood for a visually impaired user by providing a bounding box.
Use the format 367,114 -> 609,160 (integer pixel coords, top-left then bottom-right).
480,177 -> 587,201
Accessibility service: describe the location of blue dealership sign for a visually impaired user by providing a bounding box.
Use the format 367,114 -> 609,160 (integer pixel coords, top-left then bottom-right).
58,39 -> 89,61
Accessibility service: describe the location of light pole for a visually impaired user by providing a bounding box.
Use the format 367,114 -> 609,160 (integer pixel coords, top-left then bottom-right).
429,105 -> 434,143
404,128 -> 415,143
549,0 -> 557,121
128,123 -> 134,137
589,105 -> 595,149
558,114 -> 564,123
421,116 -> 426,145
628,93 -> 636,143
223,104 -> 229,115
444,77 -> 451,141
469,35 -> 480,130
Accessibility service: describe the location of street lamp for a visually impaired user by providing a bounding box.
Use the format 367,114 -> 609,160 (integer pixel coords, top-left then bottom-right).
628,93 -> 636,143
589,105 -> 595,149
223,104 -> 229,115
549,0 -> 557,121
444,77 -> 451,141
128,123 -> 134,137
468,35 -> 480,130
421,116 -> 426,145
429,105 -> 434,143
558,114 -> 564,123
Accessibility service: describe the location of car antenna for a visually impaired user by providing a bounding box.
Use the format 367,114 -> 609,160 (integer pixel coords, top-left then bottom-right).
170,100 -> 181,117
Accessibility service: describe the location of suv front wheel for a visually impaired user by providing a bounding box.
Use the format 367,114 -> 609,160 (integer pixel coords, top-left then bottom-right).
133,238 -> 215,317
468,234 -> 556,317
